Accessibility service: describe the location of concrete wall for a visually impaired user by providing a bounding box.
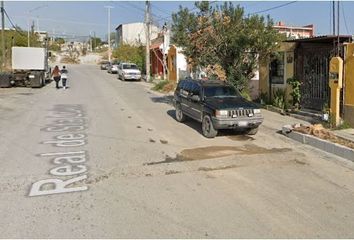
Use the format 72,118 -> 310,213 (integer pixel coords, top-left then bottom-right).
116,23 -> 159,47
176,47 -> 187,82
344,43 -> 354,126
259,42 -> 296,101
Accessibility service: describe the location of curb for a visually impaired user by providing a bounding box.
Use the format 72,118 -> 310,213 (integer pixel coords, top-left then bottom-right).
282,125 -> 354,162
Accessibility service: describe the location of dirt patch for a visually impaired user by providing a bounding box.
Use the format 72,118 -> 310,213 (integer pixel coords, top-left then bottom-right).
137,126 -> 142,128
293,124 -> 354,149
165,170 -> 181,175
149,138 -> 156,143
128,116 -> 132,119
145,144 -> 291,165
198,165 -> 240,172
160,139 -> 168,144
293,159 -> 308,165
227,135 -> 255,141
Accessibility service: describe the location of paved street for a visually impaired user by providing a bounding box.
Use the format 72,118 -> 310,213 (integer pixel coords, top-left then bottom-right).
1,64 -> 354,238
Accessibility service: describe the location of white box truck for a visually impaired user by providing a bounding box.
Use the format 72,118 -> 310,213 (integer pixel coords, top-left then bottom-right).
11,47 -> 51,87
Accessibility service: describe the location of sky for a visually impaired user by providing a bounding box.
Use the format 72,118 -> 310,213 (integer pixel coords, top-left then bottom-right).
3,1 -> 354,41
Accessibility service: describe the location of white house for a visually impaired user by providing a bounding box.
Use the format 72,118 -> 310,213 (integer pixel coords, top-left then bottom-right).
115,22 -> 159,47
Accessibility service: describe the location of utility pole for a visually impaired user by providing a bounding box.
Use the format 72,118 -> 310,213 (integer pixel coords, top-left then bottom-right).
145,0 -> 151,82
89,30 -> 92,52
1,0 -> 5,70
337,0 -> 340,56
104,6 -> 113,62
332,1 -> 335,35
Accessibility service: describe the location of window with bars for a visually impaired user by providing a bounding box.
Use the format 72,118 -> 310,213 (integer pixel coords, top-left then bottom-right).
270,52 -> 285,84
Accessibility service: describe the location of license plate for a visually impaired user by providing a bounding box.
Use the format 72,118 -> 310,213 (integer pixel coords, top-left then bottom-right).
238,121 -> 248,127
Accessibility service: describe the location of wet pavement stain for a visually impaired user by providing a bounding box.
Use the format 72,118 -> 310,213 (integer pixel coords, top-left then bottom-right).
198,165 -> 241,172
145,144 -> 292,165
160,139 -> 168,144
227,135 -> 255,141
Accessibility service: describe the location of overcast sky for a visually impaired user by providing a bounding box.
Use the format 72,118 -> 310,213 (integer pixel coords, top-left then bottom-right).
4,1 -> 354,40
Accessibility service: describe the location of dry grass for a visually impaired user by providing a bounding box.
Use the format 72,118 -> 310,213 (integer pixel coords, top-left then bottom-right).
293,124 -> 354,149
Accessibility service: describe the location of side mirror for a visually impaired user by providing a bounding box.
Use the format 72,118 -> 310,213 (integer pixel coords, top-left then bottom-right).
191,95 -> 200,102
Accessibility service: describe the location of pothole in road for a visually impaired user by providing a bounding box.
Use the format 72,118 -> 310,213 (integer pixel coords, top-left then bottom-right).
145,144 -> 292,165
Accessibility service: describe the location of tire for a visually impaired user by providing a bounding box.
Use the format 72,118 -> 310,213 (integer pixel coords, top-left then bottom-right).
245,127 -> 259,135
175,104 -> 186,122
202,114 -> 218,138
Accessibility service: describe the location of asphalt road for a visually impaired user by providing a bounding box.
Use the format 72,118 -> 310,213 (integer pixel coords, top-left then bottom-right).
1,64 -> 354,238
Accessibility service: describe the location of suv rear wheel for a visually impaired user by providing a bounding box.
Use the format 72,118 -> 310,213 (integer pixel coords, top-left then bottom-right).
175,104 -> 186,122
202,114 -> 218,138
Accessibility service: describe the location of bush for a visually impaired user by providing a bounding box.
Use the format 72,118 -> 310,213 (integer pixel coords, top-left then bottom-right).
272,88 -> 286,109
112,43 -> 145,73
152,80 -> 169,91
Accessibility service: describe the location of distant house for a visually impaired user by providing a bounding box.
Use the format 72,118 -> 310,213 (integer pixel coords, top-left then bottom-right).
273,21 -> 315,39
115,22 -> 159,47
34,31 -> 48,42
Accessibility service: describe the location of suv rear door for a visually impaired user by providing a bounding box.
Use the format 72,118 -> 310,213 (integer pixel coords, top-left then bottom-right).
188,82 -> 202,121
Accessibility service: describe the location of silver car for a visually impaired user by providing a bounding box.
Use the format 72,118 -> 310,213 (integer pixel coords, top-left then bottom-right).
117,63 -> 142,81
107,61 -> 120,74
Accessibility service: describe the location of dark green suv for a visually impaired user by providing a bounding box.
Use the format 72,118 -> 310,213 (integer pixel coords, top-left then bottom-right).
173,79 -> 264,138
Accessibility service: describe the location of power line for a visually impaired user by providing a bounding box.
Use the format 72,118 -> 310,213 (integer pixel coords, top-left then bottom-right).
248,1 -> 298,15
340,1 -> 350,35
3,9 -> 27,37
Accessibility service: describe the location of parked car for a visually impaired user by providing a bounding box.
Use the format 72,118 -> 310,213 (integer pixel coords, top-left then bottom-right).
100,60 -> 110,70
117,63 -> 142,81
173,79 -> 263,138
107,60 -> 120,74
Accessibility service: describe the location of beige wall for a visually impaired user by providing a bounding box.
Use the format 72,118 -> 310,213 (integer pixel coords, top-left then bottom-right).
344,43 -> 354,126
259,42 -> 296,101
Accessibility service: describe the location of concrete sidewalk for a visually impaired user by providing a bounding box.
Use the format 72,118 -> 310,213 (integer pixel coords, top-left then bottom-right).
333,128 -> 354,142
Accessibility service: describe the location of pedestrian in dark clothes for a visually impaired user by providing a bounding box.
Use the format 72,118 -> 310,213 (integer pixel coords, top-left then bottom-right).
52,65 -> 61,89
60,66 -> 68,89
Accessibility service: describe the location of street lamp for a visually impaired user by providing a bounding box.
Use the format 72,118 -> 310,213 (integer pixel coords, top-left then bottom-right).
104,6 -> 114,62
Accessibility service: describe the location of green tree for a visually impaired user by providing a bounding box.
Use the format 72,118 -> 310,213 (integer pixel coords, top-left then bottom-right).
171,1 -> 284,91
0,28 -> 41,69
90,37 -> 102,50
112,43 -> 146,73
55,37 -> 65,45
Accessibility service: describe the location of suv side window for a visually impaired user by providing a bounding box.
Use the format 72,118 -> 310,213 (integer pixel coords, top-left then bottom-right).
179,80 -> 189,97
190,82 -> 201,96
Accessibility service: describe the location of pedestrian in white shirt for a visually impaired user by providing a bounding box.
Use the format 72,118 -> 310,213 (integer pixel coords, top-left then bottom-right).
60,66 -> 68,89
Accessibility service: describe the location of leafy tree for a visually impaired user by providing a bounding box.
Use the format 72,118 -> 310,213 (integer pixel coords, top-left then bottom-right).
171,1 -> 284,91
112,43 -> 145,73
0,28 -> 41,68
55,38 -> 65,45
90,37 -> 102,50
